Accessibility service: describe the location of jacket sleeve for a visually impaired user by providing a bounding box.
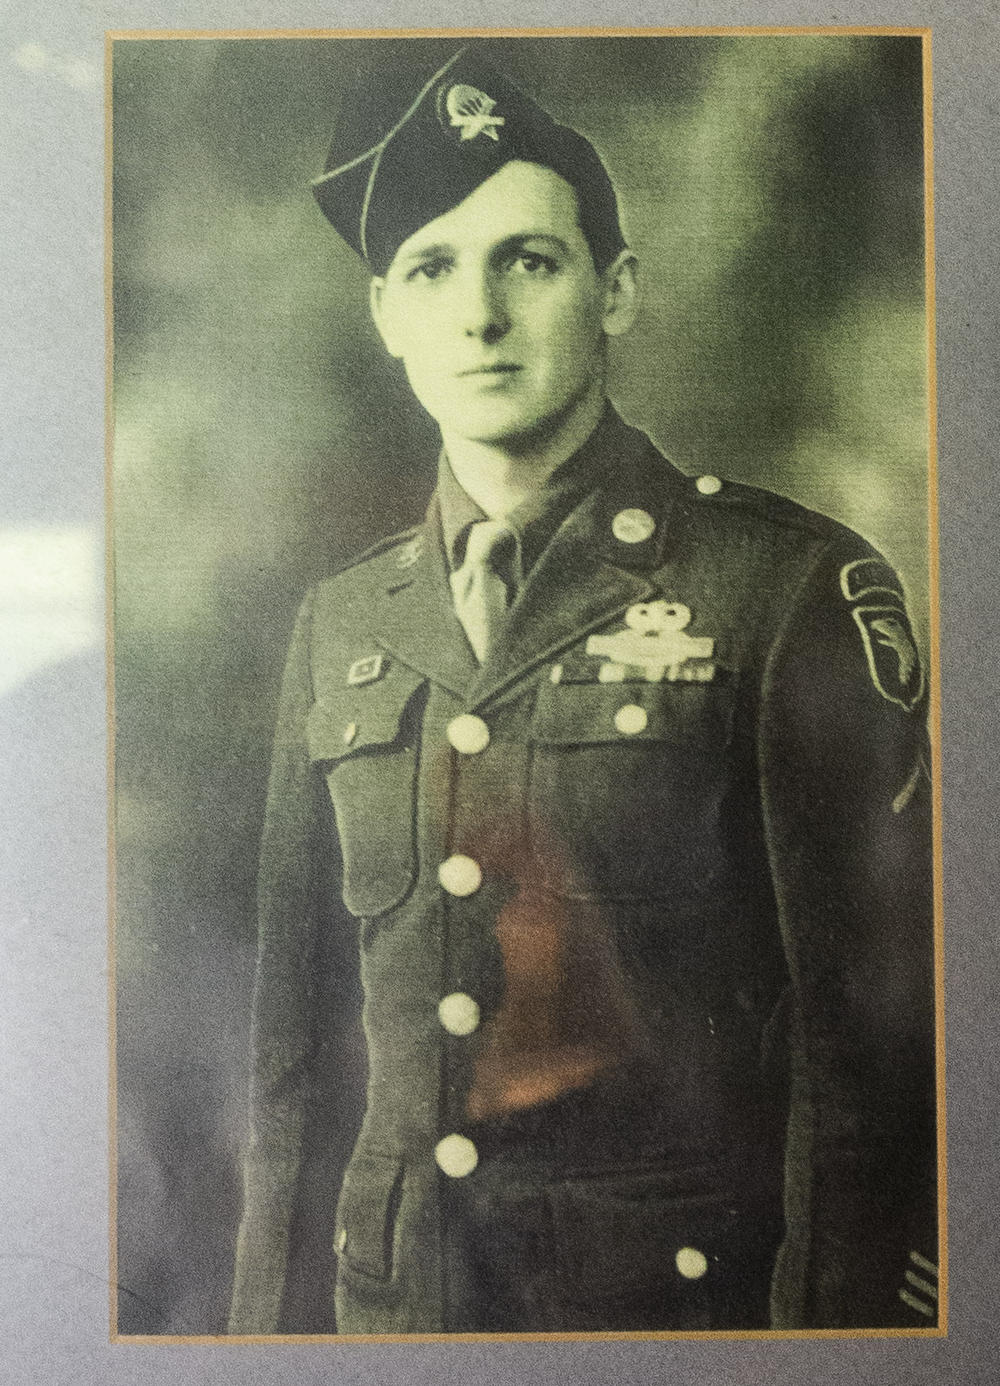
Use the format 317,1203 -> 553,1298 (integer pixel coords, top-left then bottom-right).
759,538 -> 940,1329
228,590 -> 342,1333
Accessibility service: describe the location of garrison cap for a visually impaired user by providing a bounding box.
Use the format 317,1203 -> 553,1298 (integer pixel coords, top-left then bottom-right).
311,46 -> 627,275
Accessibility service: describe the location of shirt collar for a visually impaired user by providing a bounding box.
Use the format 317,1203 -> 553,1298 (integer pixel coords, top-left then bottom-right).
437,404 -> 622,577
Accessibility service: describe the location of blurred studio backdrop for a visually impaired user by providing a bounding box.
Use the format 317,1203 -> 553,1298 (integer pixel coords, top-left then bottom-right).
111,33 -> 931,1334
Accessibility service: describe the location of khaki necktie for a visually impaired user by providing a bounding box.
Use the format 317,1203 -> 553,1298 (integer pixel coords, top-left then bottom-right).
449,519 -> 517,663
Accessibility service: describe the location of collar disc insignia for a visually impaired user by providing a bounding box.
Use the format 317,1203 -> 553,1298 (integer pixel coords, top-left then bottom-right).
395,535 -> 424,570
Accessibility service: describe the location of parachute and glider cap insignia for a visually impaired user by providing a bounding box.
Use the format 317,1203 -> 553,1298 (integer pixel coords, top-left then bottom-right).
442,83 -> 505,142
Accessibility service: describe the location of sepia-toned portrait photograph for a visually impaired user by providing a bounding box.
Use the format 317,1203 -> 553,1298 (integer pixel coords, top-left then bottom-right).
109,29 -> 944,1340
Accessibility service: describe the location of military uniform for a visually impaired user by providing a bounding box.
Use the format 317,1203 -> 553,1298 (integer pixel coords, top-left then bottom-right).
229,408 -> 938,1334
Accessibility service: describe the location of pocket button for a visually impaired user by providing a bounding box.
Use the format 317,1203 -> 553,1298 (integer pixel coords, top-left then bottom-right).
438,992 -> 481,1035
435,1134 -> 479,1178
446,714 -> 490,755
675,1246 -> 709,1279
438,854 -> 483,897
614,703 -> 648,736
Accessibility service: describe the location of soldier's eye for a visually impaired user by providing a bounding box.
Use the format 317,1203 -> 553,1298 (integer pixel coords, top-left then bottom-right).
508,251 -> 558,276
408,257 -> 452,282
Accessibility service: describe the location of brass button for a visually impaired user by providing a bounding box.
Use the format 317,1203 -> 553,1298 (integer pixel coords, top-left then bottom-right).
438,854 -> 483,897
434,1133 -> 479,1178
611,507 -> 656,544
695,474 -> 723,496
614,704 -> 648,736
438,992 -> 481,1036
343,721 -> 358,745
446,714 -> 490,755
675,1246 -> 709,1279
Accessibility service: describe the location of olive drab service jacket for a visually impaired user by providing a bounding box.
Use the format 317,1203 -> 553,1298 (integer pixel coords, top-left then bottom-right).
229,411 -> 939,1335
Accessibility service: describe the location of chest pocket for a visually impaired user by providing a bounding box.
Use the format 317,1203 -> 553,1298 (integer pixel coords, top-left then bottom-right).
527,678 -> 737,901
307,665 -> 426,918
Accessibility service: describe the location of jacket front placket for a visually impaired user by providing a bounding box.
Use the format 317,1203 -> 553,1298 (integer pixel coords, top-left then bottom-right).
367,470 -> 682,1321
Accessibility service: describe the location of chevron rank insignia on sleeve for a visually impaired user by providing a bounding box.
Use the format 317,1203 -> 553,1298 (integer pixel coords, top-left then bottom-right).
898,1249 -> 938,1320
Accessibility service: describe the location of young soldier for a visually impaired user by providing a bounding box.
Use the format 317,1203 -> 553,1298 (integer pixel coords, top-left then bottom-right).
229,46 -> 938,1334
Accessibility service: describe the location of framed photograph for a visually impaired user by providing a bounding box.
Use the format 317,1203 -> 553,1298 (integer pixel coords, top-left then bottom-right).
108,28 -> 946,1344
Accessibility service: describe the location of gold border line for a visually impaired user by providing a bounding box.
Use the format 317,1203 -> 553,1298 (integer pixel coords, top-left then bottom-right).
113,1326 -> 945,1346
104,26 -> 120,1349
105,25 -> 932,41
106,25 -> 946,1346
922,29 -> 950,1339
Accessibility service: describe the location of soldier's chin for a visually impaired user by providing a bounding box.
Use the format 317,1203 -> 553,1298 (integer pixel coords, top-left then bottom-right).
422,397 -> 546,446
423,398 -> 580,452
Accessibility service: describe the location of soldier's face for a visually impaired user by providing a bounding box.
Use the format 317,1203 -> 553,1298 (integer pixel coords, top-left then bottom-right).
370,161 -> 635,448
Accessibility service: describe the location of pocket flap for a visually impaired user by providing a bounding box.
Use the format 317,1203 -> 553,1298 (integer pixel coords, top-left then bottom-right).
307,664 -> 425,762
531,680 -> 730,747
550,1169 -> 745,1297
334,1151 -> 404,1282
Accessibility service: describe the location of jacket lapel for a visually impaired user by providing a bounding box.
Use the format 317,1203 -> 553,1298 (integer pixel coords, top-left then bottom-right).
369,499 -> 477,699
369,417 -> 688,708
466,504 -> 642,706
470,444 -> 684,706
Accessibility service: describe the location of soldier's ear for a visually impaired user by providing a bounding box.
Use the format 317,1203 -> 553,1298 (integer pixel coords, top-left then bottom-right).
369,276 -> 404,359
600,250 -> 638,338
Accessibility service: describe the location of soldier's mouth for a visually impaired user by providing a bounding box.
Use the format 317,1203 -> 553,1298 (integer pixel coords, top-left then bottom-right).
457,363 -> 522,377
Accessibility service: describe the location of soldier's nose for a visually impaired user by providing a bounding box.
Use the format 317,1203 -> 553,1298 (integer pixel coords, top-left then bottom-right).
462,270 -> 510,342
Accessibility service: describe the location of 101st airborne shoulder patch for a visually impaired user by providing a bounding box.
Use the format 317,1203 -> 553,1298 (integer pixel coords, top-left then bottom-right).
849,599 -> 925,712
840,558 -> 924,712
